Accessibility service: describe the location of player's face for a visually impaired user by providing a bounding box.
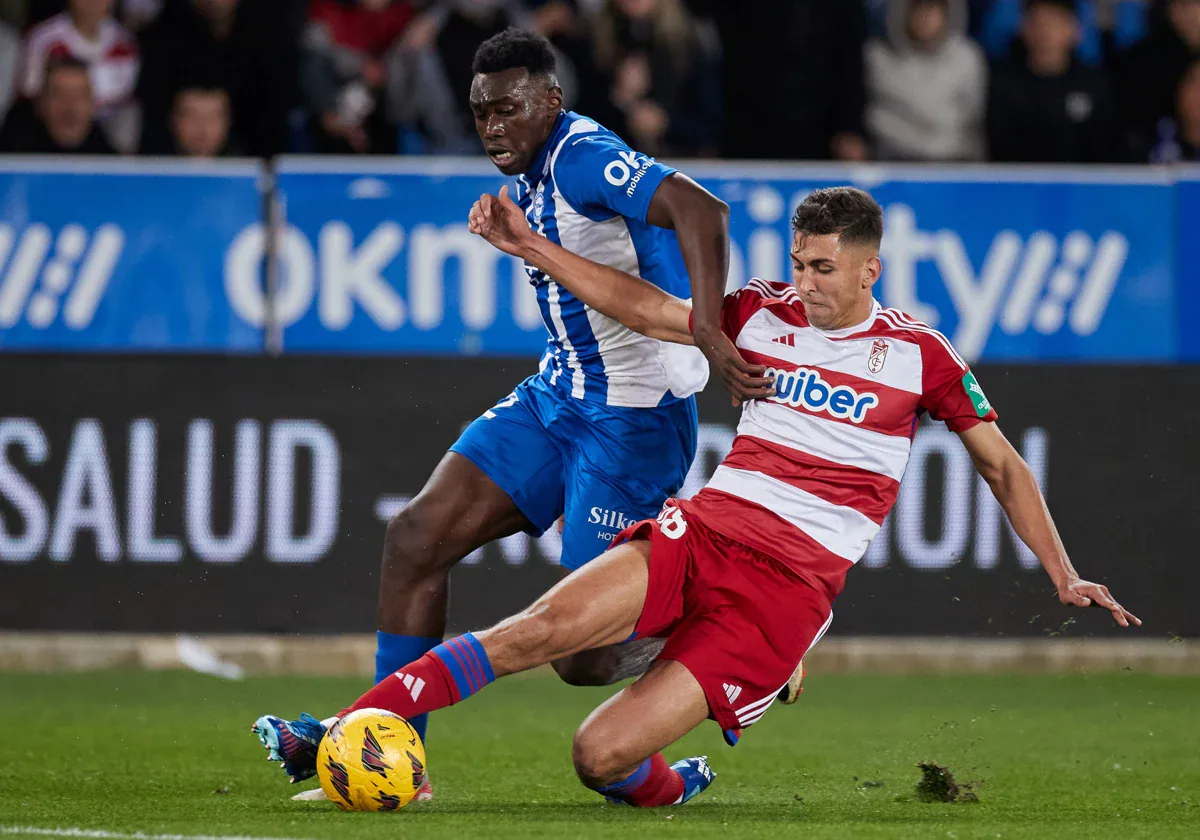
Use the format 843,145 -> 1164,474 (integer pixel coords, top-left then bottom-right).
790,231 -> 880,330
470,69 -> 563,176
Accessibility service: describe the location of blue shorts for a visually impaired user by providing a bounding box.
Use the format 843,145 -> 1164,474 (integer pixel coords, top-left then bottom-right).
451,374 -> 698,570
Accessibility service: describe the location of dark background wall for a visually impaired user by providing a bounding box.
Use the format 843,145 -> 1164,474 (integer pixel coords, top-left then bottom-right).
1,356 -> 1194,638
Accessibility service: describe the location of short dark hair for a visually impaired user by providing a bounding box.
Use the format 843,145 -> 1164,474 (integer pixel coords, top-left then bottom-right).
472,28 -> 557,78
791,187 -> 884,250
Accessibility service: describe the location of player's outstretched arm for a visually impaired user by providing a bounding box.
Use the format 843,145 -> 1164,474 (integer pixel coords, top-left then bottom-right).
957,422 -> 1141,628
469,185 -> 695,345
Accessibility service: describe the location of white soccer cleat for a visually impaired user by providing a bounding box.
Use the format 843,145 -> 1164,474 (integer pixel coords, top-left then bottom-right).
777,659 -> 806,705
292,775 -> 433,803
291,787 -> 329,802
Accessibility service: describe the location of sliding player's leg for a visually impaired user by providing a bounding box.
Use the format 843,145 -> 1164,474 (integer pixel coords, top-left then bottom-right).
253,540 -> 654,781
572,659 -> 715,806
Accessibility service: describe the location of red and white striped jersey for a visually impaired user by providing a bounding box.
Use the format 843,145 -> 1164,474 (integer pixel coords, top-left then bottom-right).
683,279 -> 998,601
19,13 -> 139,115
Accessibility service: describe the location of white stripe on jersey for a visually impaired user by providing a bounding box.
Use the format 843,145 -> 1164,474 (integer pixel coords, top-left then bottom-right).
706,465 -> 881,562
739,309 -> 925,395
878,309 -> 967,370
738,400 -> 912,481
745,277 -> 799,302
545,282 -> 585,398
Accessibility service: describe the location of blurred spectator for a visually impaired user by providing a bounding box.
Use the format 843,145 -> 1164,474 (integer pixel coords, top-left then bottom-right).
866,0 -> 986,161
138,0 -> 306,157
0,56 -> 115,153
17,0 -> 140,151
170,84 -> 235,157
300,0 -> 415,154
1150,55 -> 1200,160
686,0 -> 869,161
389,1 -> 533,154
987,0 -> 1113,162
1115,0 -> 1200,160
588,0 -> 721,156
1,20 -> 18,127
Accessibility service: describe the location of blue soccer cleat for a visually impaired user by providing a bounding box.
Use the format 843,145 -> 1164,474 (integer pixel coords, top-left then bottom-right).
251,713 -> 327,783
670,756 -> 716,804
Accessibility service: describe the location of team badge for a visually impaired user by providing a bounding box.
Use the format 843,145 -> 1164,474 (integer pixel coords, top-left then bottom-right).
868,339 -> 889,374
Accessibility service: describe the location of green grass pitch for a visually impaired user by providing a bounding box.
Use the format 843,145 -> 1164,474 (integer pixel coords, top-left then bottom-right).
1,669 -> 1197,839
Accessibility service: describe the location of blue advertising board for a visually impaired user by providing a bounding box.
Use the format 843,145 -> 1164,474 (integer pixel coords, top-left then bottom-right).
0,156 -> 1194,361
274,159 -> 1181,362
0,159 -> 264,352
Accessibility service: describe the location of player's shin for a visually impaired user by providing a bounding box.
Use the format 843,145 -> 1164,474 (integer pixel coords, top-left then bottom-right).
343,633 -> 496,720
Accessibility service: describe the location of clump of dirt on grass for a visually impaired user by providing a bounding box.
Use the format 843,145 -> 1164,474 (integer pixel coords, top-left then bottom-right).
916,762 -> 978,803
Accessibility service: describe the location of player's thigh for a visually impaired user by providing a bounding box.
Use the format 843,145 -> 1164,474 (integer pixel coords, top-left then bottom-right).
391,452 -> 532,564
572,659 -> 710,784
479,539 -> 652,675
447,379 -> 567,538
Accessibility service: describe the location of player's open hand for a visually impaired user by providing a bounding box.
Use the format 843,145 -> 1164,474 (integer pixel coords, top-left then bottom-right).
469,184 -> 532,259
1057,578 -> 1141,628
692,323 -> 775,405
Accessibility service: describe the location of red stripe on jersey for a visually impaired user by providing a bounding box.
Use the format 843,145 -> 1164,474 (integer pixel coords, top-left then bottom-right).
106,41 -> 138,60
721,436 -> 900,524
740,348 -> 920,439
678,492 -> 853,601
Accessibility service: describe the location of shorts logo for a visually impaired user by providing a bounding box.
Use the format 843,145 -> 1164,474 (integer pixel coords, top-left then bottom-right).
588,507 -> 631,530
723,683 -> 743,704
766,366 -> 879,423
868,339 -> 889,374
656,505 -> 687,540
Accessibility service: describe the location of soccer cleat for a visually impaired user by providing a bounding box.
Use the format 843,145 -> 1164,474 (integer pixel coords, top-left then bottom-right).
777,659 -> 806,705
670,756 -> 716,804
251,713 -> 326,783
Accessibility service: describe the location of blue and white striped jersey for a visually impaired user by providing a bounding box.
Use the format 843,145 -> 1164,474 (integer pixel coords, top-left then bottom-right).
515,111 -> 709,408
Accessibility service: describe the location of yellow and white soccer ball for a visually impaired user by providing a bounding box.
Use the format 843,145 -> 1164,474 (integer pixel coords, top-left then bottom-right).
316,708 -> 427,811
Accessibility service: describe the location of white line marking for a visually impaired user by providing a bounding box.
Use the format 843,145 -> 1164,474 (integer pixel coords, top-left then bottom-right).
0,827 -> 313,840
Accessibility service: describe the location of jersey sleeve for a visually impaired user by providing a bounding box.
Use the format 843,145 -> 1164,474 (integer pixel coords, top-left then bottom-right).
551,131 -> 676,223
919,338 -> 999,432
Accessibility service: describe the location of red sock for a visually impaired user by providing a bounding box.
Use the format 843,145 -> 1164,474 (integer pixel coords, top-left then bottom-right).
340,651 -> 456,720
596,753 -> 685,807
340,634 -> 496,721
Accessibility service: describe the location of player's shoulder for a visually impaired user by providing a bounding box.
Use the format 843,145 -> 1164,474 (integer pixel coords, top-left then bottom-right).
873,307 -> 968,372
734,278 -> 801,306
548,113 -> 623,171
24,13 -> 72,48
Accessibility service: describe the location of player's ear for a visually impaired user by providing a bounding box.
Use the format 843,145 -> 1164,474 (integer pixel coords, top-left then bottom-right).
546,84 -> 563,112
862,255 -> 882,290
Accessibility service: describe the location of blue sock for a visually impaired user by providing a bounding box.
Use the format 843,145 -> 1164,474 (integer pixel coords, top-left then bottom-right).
375,631 -> 441,742
429,633 -> 496,702
595,759 -> 651,797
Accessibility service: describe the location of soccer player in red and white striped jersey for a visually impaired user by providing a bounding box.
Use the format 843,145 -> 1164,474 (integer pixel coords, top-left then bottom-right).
253,186 -> 1140,808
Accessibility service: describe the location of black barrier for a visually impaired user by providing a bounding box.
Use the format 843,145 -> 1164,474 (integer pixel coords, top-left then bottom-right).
1,356 -> 1194,637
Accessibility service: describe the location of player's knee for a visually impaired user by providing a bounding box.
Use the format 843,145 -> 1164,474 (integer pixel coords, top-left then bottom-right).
572,724 -> 627,788
551,651 -> 616,687
382,502 -> 448,580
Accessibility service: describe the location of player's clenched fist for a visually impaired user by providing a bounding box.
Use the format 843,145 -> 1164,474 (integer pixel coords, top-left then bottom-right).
469,185 -> 532,258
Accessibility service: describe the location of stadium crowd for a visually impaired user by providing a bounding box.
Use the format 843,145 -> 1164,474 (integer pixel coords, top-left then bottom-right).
0,0 -> 1195,162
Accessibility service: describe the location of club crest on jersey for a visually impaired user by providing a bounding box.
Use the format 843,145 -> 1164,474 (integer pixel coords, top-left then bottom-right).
766,366 -> 879,423
868,339 -> 889,374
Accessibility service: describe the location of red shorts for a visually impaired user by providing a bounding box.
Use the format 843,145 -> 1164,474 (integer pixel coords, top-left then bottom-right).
616,501 -> 834,733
